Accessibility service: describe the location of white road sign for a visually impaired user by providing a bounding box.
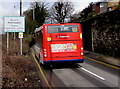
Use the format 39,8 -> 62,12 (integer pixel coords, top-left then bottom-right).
4,16 -> 25,32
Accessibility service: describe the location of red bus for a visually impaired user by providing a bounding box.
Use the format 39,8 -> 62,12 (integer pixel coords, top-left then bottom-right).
34,23 -> 84,64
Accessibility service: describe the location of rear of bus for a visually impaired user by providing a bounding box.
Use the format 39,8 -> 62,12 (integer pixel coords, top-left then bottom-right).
42,23 -> 84,64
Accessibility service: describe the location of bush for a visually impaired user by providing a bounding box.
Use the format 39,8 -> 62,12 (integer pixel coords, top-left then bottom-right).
24,35 -> 35,47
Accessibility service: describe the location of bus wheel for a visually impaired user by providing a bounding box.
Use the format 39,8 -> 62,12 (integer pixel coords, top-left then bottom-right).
42,63 -> 51,69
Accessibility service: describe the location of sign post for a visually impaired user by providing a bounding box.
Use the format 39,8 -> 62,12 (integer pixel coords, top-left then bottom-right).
14,32 -> 16,49
4,16 -> 25,55
20,38 -> 22,55
19,32 -> 23,55
7,33 -> 9,54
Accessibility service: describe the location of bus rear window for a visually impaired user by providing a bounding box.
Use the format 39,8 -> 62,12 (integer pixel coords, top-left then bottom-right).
47,25 -> 78,33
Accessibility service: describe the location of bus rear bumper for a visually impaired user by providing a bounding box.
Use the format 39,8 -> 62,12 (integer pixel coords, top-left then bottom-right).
43,59 -> 84,64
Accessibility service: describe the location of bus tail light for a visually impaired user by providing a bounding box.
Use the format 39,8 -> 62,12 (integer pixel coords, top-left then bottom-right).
80,33 -> 82,39
43,49 -> 47,57
81,47 -> 83,50
47,37 -> 52,41
81,53 -> 83,55
44,54 -> 47,57
81,47 -> 84,55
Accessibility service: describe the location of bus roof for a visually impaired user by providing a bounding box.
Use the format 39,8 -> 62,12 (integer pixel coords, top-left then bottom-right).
43,23 -> 80,26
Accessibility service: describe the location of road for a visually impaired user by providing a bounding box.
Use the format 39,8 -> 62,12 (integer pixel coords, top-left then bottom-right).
32,46 -> 119,89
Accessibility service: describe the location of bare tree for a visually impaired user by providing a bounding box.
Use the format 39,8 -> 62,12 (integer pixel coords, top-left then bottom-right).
49,1 -> 74,23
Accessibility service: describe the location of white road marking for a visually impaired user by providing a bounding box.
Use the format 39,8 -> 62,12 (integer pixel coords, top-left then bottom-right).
80,67 -> 105,80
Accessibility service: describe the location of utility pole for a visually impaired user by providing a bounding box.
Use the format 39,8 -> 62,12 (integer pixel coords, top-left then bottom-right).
20,0 -> 22,55
33,9 -> 35,20
20,0 -> 22,16
14,5 -> 16,50
92,31 -> 94,52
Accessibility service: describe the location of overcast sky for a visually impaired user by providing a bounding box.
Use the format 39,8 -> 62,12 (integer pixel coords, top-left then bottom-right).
0,0 -> 100,33
0,0 -> 99,16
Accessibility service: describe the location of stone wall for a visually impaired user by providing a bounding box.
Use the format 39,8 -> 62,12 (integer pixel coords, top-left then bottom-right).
92,10 -> 120,58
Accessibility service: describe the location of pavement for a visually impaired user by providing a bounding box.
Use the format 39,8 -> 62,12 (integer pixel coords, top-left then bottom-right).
84,51 -> 120,68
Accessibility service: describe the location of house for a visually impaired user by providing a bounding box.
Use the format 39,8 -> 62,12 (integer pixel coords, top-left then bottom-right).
91,0 -> 120,14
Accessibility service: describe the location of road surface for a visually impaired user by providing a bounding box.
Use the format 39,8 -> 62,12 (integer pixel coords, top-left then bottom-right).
33,45 -> 119,89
